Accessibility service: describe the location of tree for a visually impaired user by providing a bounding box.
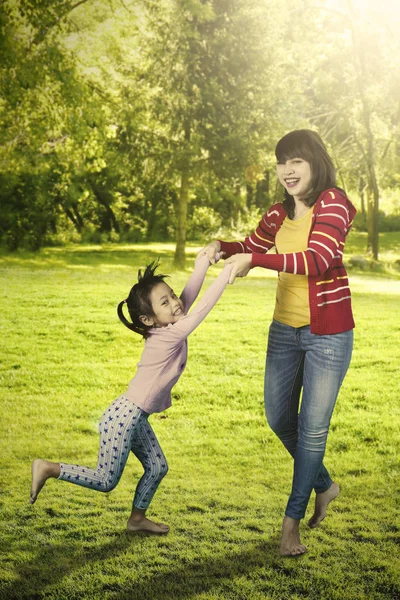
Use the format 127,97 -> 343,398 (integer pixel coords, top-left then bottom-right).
300,0 -> 400,259
113,0 -> 289,267
3,0 -> 400,257
0,0 -> 107,248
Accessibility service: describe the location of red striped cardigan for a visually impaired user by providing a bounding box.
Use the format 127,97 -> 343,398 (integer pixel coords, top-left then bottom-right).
219,188 -> 357,335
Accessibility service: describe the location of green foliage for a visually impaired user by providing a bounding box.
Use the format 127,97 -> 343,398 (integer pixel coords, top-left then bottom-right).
353,211 -> 400,234
0,243 -> 399,599
187,205 -> 221,240
1,0 -> 400,255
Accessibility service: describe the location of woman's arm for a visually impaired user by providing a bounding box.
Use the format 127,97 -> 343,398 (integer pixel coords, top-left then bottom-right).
251,191 -> 352,276
219,204 -> 285,258
198,203 -> 285,264
226,190 -> 354,281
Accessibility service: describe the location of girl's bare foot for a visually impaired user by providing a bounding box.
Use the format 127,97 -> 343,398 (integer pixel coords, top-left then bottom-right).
280,516 -> 307,557
127,508 -> 169,534
127,515 -> 169,535
308,482 -> 340,528
30,459 -> 60,504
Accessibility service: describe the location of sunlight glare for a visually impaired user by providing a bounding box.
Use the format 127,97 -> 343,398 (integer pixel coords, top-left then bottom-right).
350,0 -> 400,21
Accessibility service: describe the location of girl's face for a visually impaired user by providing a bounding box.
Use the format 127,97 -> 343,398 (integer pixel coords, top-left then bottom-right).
146,282 -> 184,328
276,157 -> 312,201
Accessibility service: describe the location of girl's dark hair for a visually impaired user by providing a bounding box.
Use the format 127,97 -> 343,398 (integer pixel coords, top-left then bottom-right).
275,129 -> 337,219
117,260 -> 169,339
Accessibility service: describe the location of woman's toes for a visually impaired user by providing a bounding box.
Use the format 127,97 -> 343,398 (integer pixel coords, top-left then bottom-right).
291,544 -> 307,556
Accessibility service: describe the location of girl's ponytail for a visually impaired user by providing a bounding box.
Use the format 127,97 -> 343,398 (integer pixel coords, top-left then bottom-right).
117,300 -> 141,334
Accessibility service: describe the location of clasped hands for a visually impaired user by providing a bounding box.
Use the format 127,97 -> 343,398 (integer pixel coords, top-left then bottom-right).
197,241 -> 252,284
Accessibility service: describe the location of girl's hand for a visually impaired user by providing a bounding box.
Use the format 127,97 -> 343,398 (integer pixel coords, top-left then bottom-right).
197,241 -> 222,264
225,254 -> 252,284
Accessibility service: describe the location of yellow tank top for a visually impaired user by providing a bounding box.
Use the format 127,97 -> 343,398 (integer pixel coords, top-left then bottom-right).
273,208 -> 313,327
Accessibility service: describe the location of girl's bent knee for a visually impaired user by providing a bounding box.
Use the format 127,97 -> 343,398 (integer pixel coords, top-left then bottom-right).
154,462 -> 168,482
102,478 -> 119,493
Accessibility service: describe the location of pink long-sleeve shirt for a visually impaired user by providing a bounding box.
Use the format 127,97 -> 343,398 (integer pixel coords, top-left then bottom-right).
123,255 -> 232,414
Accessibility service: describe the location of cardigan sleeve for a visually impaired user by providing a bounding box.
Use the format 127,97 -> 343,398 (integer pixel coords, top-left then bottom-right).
251,190 -> 352,277
219,203 -> 283,258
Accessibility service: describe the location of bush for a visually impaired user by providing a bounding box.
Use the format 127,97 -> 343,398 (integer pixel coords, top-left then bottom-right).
214,206 -> 263,240
379,212 -> 400,232
352,210 -> 400,232
187,206 -> 221,241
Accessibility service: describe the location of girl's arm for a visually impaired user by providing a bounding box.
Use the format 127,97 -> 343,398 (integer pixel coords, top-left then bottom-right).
171,262 -> 233,340
180,253 -> 219,313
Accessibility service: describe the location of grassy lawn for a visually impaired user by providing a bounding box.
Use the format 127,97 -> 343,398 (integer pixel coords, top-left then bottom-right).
0,236 -> 399,600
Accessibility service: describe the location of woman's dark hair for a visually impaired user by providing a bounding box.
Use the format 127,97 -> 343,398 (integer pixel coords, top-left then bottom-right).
117,260 -> 169,339
275,129 -> 337,219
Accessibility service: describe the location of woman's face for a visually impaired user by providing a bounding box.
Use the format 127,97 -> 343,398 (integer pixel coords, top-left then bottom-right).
276,157 -> 312,201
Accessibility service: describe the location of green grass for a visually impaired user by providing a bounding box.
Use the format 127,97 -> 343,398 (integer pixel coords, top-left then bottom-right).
345,231 -> 400,276
0,239 -> 399,600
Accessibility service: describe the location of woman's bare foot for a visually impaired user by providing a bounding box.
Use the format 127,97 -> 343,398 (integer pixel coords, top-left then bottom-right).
280,516 -> 307,557
127,509 -> 169,535
30,459 -> 60,504
308,482 -> 340,529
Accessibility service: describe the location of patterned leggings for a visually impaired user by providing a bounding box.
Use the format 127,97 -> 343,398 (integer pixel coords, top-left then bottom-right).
58,396 -> 168,510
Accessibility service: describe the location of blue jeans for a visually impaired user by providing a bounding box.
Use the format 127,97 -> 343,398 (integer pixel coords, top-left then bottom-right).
264,320 -> 353,520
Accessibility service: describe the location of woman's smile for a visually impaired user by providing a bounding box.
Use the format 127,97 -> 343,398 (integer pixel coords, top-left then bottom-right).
284,177 -> 301,188
277,158 -> 312,200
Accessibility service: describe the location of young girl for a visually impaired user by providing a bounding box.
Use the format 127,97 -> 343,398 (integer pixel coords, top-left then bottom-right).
200,129 -> 356,556
30,254 -> 232,534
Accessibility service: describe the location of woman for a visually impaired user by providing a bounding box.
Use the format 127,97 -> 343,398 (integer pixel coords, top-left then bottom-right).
199,129 -> 356,556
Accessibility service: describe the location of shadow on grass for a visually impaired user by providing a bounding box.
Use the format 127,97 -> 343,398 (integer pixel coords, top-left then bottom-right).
3,530 -> 284,600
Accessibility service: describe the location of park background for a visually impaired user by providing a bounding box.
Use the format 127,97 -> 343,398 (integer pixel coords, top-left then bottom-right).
1,0 -> 399,599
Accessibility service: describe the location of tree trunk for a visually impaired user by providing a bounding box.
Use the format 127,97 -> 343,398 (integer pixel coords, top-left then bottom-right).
174,166 -> 190,269
359,177 -> 366,218
90,181 -> 120,234
366,187 -> 373,253
349,6 -> 379,259
246,184 -> 253,209
358,176 -> 367,230
60,198 -> 83,233
256,170 -> 270,209
364,122 -> 379,258
233,182 -> 241,223
72,204 -> 84,232
65,207 -> 80,231
146,185 -> 163,241
174,121 -> 191,269
367,164 -> 379,260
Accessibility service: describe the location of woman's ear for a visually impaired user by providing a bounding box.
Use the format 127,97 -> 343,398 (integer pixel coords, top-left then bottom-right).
139,315 -> 154,327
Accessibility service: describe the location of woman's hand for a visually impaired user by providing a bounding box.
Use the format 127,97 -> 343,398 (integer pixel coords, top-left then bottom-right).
197,241 -> 221,264
225,253 -> 252,284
